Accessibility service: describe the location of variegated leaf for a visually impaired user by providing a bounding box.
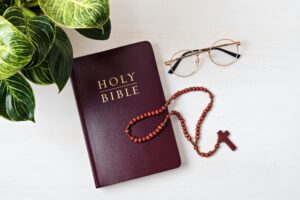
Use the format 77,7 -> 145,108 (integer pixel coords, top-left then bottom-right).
76,19 -> 111,40
0,73 -> 35,122
38,0 -> 110,28
22,60 -> 54,85
48,27 -> 73,91
3,7 -> 56,68
0,16 -> 35,80
2,6 -> 26,33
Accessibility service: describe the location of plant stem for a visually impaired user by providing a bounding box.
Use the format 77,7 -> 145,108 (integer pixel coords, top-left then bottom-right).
22,7 -> 36,17
25,0 -> 39,8
15,0 -> 22,6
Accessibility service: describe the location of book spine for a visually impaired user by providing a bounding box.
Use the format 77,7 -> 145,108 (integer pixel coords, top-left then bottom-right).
70,72 -> 101,188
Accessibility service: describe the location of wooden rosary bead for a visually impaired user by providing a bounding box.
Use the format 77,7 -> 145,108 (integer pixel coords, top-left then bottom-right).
124,86 -> 236,158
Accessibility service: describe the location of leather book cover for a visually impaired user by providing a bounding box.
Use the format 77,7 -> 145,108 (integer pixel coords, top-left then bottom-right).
71,41 -> 181,188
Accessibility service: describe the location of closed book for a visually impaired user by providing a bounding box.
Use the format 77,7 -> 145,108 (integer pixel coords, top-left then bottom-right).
71,41 -> 181,188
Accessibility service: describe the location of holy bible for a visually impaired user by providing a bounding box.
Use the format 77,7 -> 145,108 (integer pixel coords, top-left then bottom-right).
71,41 -> 181,188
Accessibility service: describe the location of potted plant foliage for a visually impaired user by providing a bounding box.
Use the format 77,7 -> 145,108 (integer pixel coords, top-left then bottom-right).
0,0 -> 111,122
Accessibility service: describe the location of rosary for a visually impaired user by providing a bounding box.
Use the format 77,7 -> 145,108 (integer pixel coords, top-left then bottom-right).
124,86 -> 237,157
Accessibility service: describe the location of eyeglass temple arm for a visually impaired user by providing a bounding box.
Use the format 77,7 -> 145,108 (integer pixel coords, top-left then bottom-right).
168,48 -> 241,74
210,47 -> 241,58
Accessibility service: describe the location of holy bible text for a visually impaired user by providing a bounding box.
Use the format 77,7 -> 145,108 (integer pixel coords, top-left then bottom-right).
97,72 -> 139,103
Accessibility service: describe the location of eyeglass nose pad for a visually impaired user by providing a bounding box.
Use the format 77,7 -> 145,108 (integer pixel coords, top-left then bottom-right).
194,54 -> 203,72
208,50 -> 217,59
195,56 -> 200,64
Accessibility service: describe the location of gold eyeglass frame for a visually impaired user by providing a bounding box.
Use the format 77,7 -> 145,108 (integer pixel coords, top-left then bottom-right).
164,39 -> 241,77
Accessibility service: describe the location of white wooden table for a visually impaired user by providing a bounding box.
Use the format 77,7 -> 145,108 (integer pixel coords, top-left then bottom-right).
1,0 -> 300,199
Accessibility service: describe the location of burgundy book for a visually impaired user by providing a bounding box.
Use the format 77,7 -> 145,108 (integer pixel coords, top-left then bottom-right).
71,41 -> 181,188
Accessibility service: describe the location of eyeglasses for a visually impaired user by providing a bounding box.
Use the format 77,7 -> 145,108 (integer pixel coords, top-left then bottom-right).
164,39 -> 241,77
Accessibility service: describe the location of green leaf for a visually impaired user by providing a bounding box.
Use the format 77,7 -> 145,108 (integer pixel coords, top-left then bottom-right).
3,7 -> 56,68
0,16 -> 35,80
0,0 -> 13,15
76,19 -> 111,40
3,6 -> 27,33
48,27 -> 73,92
22,60 -> 54,85
39,0 -> 110,28
0,73 -> 35,122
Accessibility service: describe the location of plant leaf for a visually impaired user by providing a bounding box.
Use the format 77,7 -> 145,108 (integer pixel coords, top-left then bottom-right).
0,73 -> 35,122
48,27 -> 73,92
76,19 -> 111,40
0,16 -> 35,80
2,6 -> 26,33
39,0 -> 110,28
22,60 -> 54,85
0,0 -> 13,15
3,7 -> 56,68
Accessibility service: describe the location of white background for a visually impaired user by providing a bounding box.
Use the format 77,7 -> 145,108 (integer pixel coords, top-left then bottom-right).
1,0 -> 300,199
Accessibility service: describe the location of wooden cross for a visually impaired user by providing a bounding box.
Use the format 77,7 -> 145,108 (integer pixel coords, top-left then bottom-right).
217,131 -> 237,151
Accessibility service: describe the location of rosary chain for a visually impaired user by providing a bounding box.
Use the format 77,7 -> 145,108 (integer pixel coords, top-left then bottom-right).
125,86 -> 225,157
